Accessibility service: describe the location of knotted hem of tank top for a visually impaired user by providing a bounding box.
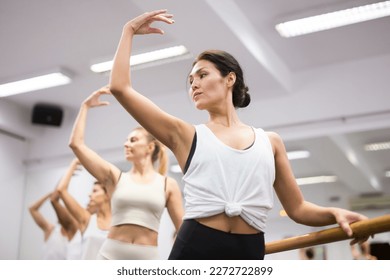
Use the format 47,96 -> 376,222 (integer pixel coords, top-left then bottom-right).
225,203 -> 242,217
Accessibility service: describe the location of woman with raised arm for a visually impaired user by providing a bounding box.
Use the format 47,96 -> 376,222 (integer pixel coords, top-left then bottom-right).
108,10 -> 369,260
68,87 -> 184,260
57,158 -> 111,259
29,164 -> 80,259
29,192 -> 68,259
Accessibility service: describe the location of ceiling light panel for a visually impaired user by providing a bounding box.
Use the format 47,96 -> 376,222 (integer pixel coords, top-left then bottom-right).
296,175 -> 337,185
0,72 -> 71,97
91,45 -> 190,73
364,141 -> 390,151
287,150 -> 310,160
276,1 -> 390,38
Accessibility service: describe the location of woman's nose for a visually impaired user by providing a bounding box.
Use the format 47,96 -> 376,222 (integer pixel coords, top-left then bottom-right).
191,78 -> 200,90
191,82 -> 199,90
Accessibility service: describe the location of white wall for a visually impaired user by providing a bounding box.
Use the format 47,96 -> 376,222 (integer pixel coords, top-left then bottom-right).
0,131 -> 27,259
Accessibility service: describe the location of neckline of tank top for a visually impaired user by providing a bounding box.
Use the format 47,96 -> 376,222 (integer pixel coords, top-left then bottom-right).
124,171 -> 161,186
201,124 -> 257,152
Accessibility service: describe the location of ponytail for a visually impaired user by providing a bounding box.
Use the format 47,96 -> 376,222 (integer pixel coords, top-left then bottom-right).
134,127 -> 169,175
156,144 -> 168,175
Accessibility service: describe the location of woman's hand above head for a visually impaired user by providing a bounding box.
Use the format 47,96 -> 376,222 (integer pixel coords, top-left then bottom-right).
124,9 -> 174,35
82,85 -> 111,109
71,157 -> 82,173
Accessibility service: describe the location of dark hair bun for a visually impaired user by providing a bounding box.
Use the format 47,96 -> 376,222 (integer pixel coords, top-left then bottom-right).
239,88 -> 250,108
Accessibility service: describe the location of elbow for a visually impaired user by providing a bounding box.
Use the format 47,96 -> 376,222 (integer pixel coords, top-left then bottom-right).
109,84 -> 131,99
68,143 -> 77,154
286,208 -> 304,224
68,138 -> 80,152
109,84 -> 122,97
68,141 -> 76,150
289,214 -> 303,224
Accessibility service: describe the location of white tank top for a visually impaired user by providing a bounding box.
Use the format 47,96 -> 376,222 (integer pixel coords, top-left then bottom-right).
111,172 -> 166,232
81,213 -> 109,259
42,225 -> 68,260
66,230 -> 82,260
182,124 -> 275,232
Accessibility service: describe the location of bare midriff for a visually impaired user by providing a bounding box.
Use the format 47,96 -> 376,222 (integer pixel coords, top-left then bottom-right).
108,224 -> 158,246
196,213 -> 261,234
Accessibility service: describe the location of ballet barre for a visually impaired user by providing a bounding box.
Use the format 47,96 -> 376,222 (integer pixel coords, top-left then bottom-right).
265,214 -> 390,254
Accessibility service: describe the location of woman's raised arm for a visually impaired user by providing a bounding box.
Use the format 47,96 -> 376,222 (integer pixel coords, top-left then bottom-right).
109,10 -> 194,168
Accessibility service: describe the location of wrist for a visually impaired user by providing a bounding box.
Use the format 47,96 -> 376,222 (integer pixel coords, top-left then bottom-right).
123,23 -> 136,35
81,103 -> 90,110
328,207 -> 339,221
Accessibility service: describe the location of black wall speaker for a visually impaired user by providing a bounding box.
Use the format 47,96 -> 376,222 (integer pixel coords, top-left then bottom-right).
32,104 -> 63,127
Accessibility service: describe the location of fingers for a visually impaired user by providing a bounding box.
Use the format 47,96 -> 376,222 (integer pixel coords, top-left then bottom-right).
339,221 -> 353,237
155,13 -> 175,24
131,10 -> 174,35
147,27 -> 165,35
97,86 -> 112,95
349,235 -> 369,246
99,101 -> 110,106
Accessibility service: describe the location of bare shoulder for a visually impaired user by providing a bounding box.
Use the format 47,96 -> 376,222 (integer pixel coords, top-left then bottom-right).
265,131 -> 284,152
165,176 -> 180,191
165,176 -> 183,200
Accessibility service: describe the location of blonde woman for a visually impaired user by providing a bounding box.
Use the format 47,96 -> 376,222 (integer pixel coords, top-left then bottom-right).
69,88 -> 184,259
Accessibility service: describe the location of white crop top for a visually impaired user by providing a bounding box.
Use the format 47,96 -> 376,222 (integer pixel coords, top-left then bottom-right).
182,124 -> 275,232
111,172 -> 166,232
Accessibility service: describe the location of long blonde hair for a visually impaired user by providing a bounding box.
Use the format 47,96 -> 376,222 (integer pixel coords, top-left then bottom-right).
134,127 -> 168,175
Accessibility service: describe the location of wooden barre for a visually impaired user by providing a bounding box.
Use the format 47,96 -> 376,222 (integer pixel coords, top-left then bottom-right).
265,214 -> 390,254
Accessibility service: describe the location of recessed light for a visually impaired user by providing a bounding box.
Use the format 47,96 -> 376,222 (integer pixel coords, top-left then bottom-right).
279,209 -> 288,217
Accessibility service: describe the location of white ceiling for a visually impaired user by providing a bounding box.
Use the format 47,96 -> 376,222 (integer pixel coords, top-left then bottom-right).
1,0 -> 390,207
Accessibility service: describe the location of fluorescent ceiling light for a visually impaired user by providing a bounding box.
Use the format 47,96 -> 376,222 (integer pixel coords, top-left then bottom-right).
296,175 -> 337,185
90,45 -> 190,73
276,1 -> 390,38
364,141 -> 390,151
0,72 -> 71,97
287,150 -> 310,160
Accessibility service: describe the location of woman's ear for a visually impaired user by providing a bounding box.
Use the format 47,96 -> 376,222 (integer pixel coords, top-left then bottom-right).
227,72 -> 236,88
148,141 -> 156,154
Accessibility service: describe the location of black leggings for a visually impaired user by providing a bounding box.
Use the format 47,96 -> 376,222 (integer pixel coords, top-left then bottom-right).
168,219 -> 265,260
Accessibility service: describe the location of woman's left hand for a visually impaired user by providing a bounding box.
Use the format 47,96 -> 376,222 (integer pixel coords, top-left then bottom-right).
125,10 -> 174,35
83,85 -> 111,108
332,207 -> 369,245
